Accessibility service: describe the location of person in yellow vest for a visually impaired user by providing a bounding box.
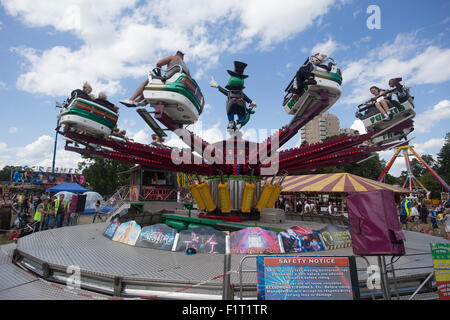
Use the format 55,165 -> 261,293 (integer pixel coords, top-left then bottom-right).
43,195 -> 57,230
55,194 -> 68,228
399,194 -> 411,230
34,196 -> 51,231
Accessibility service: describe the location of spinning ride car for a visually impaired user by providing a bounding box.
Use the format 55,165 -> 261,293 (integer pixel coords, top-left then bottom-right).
142,65 -> 205,125
283,56 -> 342,119
355,84 -> 415,136
58,97 -> 119,137
371,126 -> 414,146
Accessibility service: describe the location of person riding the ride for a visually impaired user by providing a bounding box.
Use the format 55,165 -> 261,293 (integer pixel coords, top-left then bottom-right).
120,51 -> 190,108
364,86 -> 393,122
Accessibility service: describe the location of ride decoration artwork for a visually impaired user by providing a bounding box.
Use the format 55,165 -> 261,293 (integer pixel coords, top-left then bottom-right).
57,55 -> 416,216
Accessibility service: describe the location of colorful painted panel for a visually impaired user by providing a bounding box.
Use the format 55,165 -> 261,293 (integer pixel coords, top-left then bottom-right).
175,227 -> 226,254
280,226 -> 325,253
112,220 -> 141,246
230,227 -> 281,255
135,224 -> 176,251
104,218 -> 120,239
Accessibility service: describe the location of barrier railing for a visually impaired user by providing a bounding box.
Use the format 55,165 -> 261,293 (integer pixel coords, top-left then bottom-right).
235,253 -> 439,300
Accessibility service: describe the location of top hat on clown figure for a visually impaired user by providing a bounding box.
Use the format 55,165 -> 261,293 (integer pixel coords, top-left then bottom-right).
227,61 -> 249,79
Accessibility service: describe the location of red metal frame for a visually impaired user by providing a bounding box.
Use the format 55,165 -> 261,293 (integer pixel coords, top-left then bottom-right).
377,145 -> 449,193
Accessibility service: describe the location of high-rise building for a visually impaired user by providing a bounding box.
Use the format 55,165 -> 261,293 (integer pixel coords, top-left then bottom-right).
300,112 -> 340,144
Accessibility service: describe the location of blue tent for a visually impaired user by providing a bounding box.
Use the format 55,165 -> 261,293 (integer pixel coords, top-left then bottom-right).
46,182 -> 89,194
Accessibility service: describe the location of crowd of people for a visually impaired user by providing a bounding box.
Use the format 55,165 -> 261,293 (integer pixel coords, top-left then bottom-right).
275,197 -> 341,216
8,192 -> 105,238
399,194 -> 450,240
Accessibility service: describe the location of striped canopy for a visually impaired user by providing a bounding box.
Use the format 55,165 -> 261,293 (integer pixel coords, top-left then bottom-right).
281,173 -> 410,194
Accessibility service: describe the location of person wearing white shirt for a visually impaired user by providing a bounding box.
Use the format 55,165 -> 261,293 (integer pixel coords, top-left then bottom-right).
410,204 -> 419,222
328,201 -> 335,216
304,201 -> 311,214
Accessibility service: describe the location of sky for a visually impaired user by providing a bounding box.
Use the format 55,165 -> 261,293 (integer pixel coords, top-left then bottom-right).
0,0 -> 449,177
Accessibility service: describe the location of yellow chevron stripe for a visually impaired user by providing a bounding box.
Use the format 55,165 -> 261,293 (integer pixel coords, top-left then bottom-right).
331,174 -> 347,192
302,173 -> 343,192
282,175 -> 320,191
347,175 -> 371,192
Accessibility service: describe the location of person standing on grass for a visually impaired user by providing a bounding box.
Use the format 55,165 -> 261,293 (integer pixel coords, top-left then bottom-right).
399,195 -> 411,230
410,203 -> 420,229
428,207 -> 439,236
444,209 -> 450,240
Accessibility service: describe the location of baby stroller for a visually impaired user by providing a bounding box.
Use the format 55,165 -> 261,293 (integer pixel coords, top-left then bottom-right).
9,213 -> 39,241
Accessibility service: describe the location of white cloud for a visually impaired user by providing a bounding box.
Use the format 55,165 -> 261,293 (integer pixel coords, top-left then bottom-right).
131,129 -> 149,144
311,36 -> 348,56
0,80 -> 6,89
16,135 -> 54,159
3,0 -> 338,97
0,135 -> 81,169
350,119 -> 366,134
353,36 -> 372,47
0,142 -> 8,152
9,127 -> 18,134
415,100 -> 450,133
413,138 -> 445,155
340,33 -> 450,105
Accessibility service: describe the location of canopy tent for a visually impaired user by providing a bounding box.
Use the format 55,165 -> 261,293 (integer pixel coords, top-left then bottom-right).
280,173 -> 412,194
46,182 -> 89,194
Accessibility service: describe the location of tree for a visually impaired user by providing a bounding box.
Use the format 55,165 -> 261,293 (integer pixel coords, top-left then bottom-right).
340,155 -> 384,180
410,154 -> 436,178
436,132 -> 450,186
418,172 -> 441,198
0,165 -> 15,182
78,156 -> 133,196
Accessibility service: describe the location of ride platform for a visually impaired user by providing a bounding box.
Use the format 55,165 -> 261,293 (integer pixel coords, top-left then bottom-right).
1,213 -> 448,300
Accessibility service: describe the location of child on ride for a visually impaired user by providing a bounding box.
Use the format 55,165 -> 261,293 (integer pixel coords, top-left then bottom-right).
365,86 -> 393,122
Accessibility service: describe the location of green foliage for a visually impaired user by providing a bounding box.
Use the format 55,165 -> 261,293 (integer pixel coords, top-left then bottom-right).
436,132 -> 450,185
78,156 -> 133,196
0,166 -> 15,181
419,171 -> 442,198
311,154 -> 385,180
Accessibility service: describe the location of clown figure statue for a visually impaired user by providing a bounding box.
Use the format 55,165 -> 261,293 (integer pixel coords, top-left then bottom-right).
210,61 -> 257,132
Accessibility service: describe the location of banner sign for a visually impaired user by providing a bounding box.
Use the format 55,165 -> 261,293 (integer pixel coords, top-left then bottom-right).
112,220 -> 141,246
136,224 -> 177,251
175,227 -> 226,254
11,170 -> 86,185
256,256 -> 359,300
318,224 -> 352,250
280,226 -> 325,253
230,227 -> 281,255
430,243 -> 450,300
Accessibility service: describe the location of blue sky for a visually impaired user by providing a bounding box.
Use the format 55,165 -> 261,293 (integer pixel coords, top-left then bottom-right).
0,0 -> 449,177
